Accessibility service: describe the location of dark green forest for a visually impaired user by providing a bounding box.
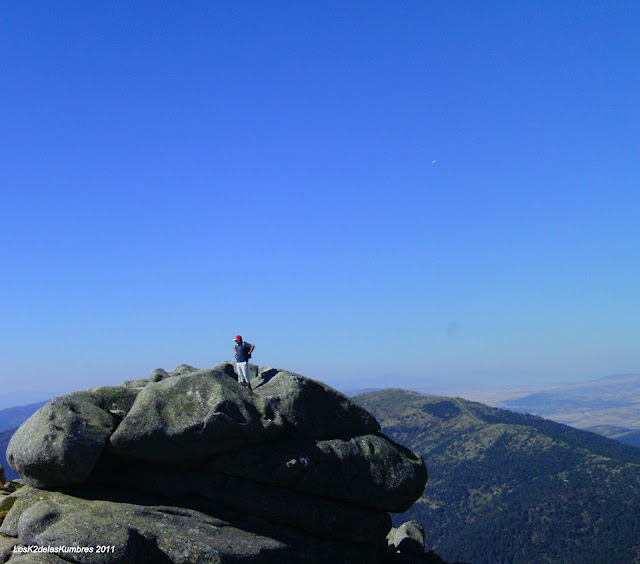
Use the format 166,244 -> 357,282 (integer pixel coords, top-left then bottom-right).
355,389 -> 640,564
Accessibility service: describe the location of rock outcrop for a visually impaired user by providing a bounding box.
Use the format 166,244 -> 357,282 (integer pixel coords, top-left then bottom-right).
393,520 -> 427,555
1,363 -> 429,563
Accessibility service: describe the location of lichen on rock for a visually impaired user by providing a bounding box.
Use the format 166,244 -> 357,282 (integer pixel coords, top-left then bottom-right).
2,362 -> 429,563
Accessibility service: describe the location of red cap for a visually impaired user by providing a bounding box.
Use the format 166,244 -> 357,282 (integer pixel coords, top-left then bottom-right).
235,335 -> 242,341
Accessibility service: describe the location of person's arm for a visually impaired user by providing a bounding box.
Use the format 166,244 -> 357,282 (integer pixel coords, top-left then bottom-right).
249,344 -> 255,354
234,345 -> 237,356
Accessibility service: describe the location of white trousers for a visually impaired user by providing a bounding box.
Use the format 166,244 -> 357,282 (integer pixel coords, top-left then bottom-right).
237,361 -> 250,383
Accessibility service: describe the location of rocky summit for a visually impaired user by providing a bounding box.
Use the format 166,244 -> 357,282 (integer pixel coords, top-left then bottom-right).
0,363 -> 429,563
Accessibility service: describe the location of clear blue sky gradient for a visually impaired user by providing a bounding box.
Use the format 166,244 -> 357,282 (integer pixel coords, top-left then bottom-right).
2,2 -> 639,399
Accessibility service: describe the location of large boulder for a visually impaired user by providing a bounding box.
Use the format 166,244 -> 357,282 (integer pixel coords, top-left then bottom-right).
252,370 -> 380,439
0,486 -> 382,563
73,386 -> 139,421
5,388 -> 136,488
94,463 -> 390,544
109,369 -> 278,462
2,362 -> 428,563
394,520 -> 426,555
208,433 -> 427,512
215,476 -> 390,544
2,486 -> 288,564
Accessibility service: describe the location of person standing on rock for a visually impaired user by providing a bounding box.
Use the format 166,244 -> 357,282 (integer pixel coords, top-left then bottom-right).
234,335 -> 255,390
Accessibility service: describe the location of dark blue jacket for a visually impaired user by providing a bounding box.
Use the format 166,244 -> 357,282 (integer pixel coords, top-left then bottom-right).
235,342 -> 252,362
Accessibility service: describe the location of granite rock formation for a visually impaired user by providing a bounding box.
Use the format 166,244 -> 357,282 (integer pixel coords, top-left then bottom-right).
1,363 -> 430,563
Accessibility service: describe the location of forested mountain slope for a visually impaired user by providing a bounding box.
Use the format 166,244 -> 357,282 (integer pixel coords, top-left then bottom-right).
355,389 -> 640,564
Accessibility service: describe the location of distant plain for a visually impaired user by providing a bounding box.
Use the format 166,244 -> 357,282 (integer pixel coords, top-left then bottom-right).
437,373 -> 640,444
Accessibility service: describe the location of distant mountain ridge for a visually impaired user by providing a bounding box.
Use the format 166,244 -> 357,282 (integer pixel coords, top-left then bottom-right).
583,424 -> 640,448
0,428 -> 18,480
0,401 -> 48,433
0,401 -> 49,481
498,373 -> 640,430
354,389 -> 640,564
0,391 -> 54,411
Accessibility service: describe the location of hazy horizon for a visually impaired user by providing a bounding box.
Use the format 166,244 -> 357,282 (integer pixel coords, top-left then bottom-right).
3,366 -> 639,412
3,3 -> 639,400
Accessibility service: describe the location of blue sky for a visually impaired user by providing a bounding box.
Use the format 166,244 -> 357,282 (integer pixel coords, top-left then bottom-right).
2,1 -> 639,402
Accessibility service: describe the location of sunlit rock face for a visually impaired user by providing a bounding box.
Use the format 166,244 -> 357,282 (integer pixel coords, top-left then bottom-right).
2,363 -> 428,563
